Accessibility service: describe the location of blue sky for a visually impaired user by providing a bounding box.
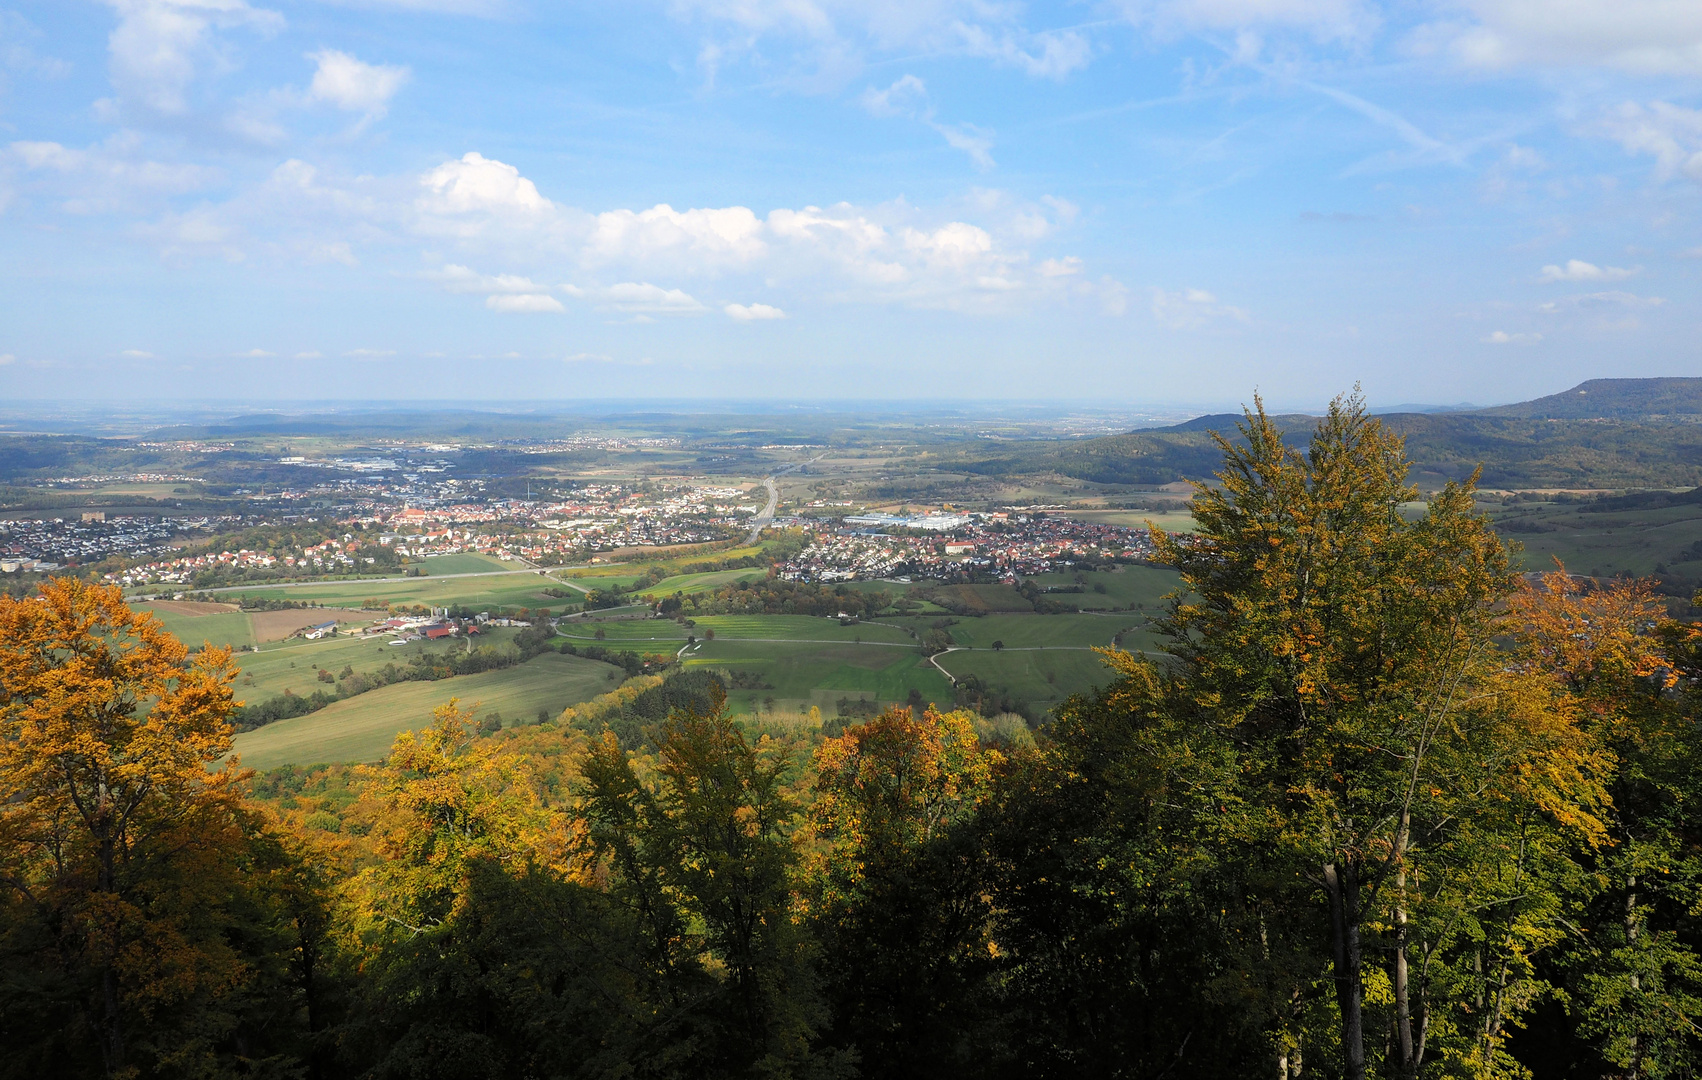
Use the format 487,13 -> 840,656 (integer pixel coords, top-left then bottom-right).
0,0 -> 1699,407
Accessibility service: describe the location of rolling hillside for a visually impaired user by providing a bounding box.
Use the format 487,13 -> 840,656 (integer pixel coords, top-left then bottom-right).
954,379 -> 1702,490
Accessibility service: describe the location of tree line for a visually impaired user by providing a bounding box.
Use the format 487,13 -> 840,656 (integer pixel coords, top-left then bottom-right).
3,396 -> 1701,1079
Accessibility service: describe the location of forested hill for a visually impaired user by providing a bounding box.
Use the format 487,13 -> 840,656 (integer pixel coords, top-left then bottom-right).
954,380 -> 1702,489
1476,377 -> 1702,420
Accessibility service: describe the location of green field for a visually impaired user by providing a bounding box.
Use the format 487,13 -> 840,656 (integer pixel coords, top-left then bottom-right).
880,612 -> 1139,650
198,571 -> 578,613
1059,509 -> 1197,532
138,608 -> 259,649
1489,498 -> 1702,578
934,648 -> 1121,710
229,651 -> 622,770
230,627 -> 527,702
412,552 -> 513,574
1022,564 -> 1181,612
681,638 -> 952,715
646,568 -> 766,594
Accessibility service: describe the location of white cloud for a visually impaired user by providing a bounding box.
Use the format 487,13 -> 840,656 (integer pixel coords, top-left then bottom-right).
426,263 -> 550,293
725,302 -> 786,320
1437,0 -> 1702,76
346,348 -> 396,358
0,354 -> 15,366
8,138 -> 222,213
860,73 -> 927,117
563,351 -> 652,365
929,121 -> 995,170
101,0 -> 284,117
418,152 -> 552,215
84,150 -> 1084,315
1151,287 -> 1248,329
1,13 -> 72,79
295,350 -> 323,359
306,49 -> 409,117
486,293 -> 565,313
586,203 -> 767,267
234,347 -> 274,356
1539,259 -> 1640,282
119,348 -> 154,358
1115,0 -> 1377,45
859,75 -> 996,168
573,282 -> 707,315
953,23 -> 1091,79
1482,330 -> 1541,344
1538,290 -> 1667,312
669,1 -> 1097,82
1594,101 -> 1702,183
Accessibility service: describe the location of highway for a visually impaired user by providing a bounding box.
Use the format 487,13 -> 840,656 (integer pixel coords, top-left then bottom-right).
745,455 -> 821,543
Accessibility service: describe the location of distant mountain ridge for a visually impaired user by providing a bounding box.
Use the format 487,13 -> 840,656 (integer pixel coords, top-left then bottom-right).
1474,378 -> 1702,421
1162,378 -> 1702,432
950,378 -> 1702,490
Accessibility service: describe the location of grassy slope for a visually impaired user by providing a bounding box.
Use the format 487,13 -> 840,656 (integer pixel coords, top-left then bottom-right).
229,651 -> 622,770
1487,497 -> 1702,615
135,607 -> 257,649
1022,565 -> 1181,611
231,627 -> 525,701
646,568 -> 767,594
411,552 -> 512,574
220,572 -> 575,612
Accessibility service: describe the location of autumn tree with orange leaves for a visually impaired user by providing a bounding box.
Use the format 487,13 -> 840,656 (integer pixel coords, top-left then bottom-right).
0,578 -> 311,1079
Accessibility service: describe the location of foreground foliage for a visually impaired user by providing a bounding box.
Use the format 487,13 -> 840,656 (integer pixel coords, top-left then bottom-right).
4,396 -> 1702,1079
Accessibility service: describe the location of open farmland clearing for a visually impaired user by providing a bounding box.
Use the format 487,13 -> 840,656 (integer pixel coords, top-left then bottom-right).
229,651 -> 622,770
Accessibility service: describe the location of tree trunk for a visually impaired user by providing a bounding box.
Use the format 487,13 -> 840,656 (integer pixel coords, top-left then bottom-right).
96,833 -> 125,1077
1325,861 -> 1365,1080
1391,810 -> 1424,1080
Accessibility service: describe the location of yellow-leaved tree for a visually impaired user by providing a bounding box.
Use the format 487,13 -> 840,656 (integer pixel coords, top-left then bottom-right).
0,578 -> 269,1078
803,704 -> 1005,1075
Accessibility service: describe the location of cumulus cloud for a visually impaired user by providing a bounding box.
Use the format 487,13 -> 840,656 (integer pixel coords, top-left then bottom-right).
345,348 -> 396,358
486,293 -> 564,313
119,348 -> 154,358
74,149 -> 1088,316
725,302 -> 786,320
0,354 -> 14,366
1540,259 -> 1640,282
1151,287 -> 1248,329
1482,330 -> 1541,344
306,49 -> 409,117
1436,0 -> 1702,76
234,347 -> 274,356
101,0 -> 284,117
426,263 -> 550,293
585,204 -> 766,268
418,152 -> 552,215
569,282 -> 707,315
295,350 -> 323,359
